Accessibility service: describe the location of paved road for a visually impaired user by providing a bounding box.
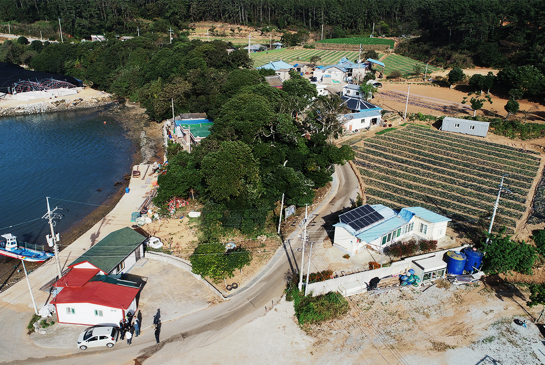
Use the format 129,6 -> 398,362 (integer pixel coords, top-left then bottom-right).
0,163 -> 359,365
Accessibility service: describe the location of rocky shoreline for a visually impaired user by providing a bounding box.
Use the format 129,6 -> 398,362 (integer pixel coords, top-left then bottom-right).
0,93 -> 116,117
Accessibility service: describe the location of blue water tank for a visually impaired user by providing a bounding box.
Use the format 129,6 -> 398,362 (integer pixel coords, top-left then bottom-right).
446,251 -> 467,275
464,249 -> 484,272
125,187 -> 130,194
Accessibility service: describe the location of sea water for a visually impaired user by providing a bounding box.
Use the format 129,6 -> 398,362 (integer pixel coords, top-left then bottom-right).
0,108 -> 135,246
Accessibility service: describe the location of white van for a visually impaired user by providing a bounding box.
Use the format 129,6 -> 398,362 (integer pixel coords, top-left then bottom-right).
77,326 -> 119,350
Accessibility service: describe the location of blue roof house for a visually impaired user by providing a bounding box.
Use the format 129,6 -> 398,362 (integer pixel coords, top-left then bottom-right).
256,60 -> 294,81
333,204 -> 451,256
338,97 -> 383,131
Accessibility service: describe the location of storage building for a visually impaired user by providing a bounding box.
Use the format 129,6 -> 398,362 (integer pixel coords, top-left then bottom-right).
441,117 -> 489,137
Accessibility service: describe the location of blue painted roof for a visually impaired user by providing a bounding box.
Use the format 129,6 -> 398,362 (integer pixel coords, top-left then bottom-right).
322,64 -> 348,73
404,207 -> 451,223
367,58 -> 385,67
356,215 -> 409,243
256,60 -> 294,70
341,97 -> 382,112
341,110 -> 382,120
397,208 -> 415,222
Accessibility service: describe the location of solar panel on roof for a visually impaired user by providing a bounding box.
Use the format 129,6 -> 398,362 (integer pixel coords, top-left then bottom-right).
339,204 -> 384,232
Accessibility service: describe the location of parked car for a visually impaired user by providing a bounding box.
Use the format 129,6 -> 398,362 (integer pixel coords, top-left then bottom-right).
77,326 -> 119,350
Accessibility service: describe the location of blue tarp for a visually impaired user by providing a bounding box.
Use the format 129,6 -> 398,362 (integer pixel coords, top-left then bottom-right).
367,58 -> 385,68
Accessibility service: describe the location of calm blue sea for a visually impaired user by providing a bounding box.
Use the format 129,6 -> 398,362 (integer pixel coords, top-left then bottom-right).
0,108 -> 136,246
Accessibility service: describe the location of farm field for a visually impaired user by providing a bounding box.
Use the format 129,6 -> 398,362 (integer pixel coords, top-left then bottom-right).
250,48 -> 369,67
381,53 -> 442,76
316,36 -> 395,48
356,125 -> 541,232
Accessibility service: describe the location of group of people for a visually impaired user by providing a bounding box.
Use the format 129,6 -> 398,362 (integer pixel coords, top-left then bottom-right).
119,309 -> 141,345
118,308 -> 161,345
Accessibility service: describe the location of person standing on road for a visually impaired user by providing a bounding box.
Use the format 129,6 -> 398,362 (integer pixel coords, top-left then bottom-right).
154,322 -> 161,344
119,319 -> 126,340
134,316 -> 140,337
126,330 -> 132,345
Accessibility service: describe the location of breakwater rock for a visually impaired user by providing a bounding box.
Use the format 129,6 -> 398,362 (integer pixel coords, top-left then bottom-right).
0,94 -> 115,117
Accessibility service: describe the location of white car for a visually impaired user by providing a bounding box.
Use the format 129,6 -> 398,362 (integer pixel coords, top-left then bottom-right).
77,326 -> 119,350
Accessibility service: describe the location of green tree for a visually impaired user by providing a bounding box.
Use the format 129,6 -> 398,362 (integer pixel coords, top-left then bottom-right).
448,67 -> 465,86
309,55 -> 321,65
504,98 -> 519,118
282,70 -> 317,118
17,36 -> 29,45
462,92 -> 493,117
225,247 -> 252,274
360,83 -> 378,100
482,229 -> 537,275
190,243 -> 228,282
201,141 -> 260,203
469,74 -> 486,94
412,64 -> 422,76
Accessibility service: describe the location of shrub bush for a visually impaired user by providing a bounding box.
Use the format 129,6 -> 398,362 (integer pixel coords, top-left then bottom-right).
388,239 -> 419,257
419,239 -> 438,252
307,270 -> 333,283
294,291 -> 350,325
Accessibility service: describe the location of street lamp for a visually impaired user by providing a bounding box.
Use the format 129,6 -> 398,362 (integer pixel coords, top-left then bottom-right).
277,160 -> 288,234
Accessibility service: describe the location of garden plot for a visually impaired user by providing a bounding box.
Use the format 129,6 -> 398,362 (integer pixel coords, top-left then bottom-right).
251,48 -> 362,67
356,125 -> 541,231
382,54 -> 442,76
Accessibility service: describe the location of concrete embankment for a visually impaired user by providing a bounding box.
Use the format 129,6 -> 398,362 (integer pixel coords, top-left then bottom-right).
0,89 -> 115,117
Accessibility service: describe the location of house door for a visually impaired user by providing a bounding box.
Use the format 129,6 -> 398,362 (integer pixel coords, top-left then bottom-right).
349,124 -> 352,131
135,246 -> 141,261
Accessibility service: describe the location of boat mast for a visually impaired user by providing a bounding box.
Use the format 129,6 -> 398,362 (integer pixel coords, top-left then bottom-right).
45,197 -> 63,279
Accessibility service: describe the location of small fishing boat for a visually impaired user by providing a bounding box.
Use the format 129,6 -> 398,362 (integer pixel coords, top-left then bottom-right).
0,233 -> 54,262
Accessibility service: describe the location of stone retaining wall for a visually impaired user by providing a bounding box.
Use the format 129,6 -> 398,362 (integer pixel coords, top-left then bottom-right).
0,94 -> 115,117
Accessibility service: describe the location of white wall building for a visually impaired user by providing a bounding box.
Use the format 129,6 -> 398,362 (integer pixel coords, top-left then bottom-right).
333,204 -> 451,256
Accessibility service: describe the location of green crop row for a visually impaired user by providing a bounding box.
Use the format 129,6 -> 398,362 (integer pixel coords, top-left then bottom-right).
317,37 -> 395,47
360,169 -> 522,220
363,140 -> 534,187
376,135 -> 537,177
405,126 -> 540,160
399,128 -> 540,166
357,161 -> 527,212
385,131 -> 540,172
355,146 -> 531,191
365,195 -> 515,234
356,156 -> 528,201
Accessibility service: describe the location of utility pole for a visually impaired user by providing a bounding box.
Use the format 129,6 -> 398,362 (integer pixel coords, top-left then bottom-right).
424,62 -> 429,82
207,29 -> 209,42
58,18 -> 63,43
40,31 -> 42,41
403,84 -> 411,121
22,260 -> 38,315
486,174 -> 511,244
270,33 -> 272,49
277,160 -> 289,234
372,22 -> 375,37
137,27 -> 140,37
298,205 -> 308,291
304,241 -> 314,296
44,197 -> 63,279
171,98 -> 175,123
169,27 -> 173,44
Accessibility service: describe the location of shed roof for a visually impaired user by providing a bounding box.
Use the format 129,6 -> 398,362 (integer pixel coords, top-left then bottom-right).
413,255 -> 447,272
256,60 -> 294,71
69,227 -> 145,274
441,117 -> 489,137
344,84 -> 361,90
341,109 -> 382,120
367,58 -> 385,68
54,268 -> 100,288
51,280 -> 140,309
264,75 -> 283,87
403,207 -> 451,223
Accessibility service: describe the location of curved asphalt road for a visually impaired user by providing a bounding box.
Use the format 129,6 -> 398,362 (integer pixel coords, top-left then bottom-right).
1,163 -> 359,365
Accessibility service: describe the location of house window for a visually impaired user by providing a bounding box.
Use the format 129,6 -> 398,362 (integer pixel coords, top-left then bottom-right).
66,307 -> 75,315
117,261 -> 125,273
454,123 -> 460,128
387,232 -> 392,242
382,236 -> 387,245
408,223 -> 414,231
94,310 -> 103,317
419,223 -> 428,235
396,228 -> 402,237
355,91 -> 359,96
470,126 -> 475,130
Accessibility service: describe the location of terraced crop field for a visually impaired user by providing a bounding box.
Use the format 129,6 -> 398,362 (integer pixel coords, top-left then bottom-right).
251,48 -> 367,67
355,125 -> 542,232
382,54 -> 442,76
317,37 -> 395,48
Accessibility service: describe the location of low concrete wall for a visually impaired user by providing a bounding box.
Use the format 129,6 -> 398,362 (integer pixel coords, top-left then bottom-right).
307,245 -> 468,296
146,251 -> 227,300
0,94 -> 115,117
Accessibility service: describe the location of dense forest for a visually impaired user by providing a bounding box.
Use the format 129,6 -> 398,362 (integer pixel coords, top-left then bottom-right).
2,0 -> 545,70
